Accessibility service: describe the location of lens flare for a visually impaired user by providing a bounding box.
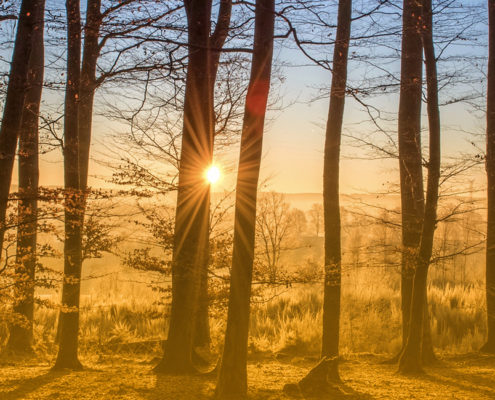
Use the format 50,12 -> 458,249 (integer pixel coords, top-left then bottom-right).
205,165 -> 221,184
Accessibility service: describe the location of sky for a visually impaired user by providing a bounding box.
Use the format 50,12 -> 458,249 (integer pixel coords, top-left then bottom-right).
3,0 -> 489,196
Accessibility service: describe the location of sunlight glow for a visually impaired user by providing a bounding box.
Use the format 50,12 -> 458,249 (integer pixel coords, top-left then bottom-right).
205,165 -> 221,185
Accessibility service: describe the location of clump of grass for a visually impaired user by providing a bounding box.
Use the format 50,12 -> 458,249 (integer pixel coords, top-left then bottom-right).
20,266 -> 488,359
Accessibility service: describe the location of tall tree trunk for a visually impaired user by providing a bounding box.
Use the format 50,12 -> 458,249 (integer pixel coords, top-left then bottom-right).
321,0 -> 352,362
214,0 -> 275,397
395,0 -> 435,364
483,0 -> 495,354
7,0 -> 45,354
284,2 -> 352,396
78,0 -> 101,192
53,0 -> 101,353
154,0 -> 214,374
399,0 -> 441,373
194,0 -> 232,351
0,0 -> 44,259
53,0 -> 83,370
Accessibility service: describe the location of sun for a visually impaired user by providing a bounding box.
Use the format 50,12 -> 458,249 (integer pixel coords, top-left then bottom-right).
205,165 -> 221,184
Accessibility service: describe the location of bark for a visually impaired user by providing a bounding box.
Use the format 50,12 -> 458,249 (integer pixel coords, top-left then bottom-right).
214,0 -> 275,397
399,0 -> 441,374
321,0 -> 352,363
396,0 -> 435,363
154,0 -> 214,374
53,0 -> 83,370
0,0 -> 44,259
483,0 -> 495,354
194,0 -> 232,351
78,0 -> 101,192
7,0 -> 45,354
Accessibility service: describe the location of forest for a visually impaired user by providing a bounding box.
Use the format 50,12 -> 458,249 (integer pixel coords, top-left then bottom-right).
0,0 -> 494,399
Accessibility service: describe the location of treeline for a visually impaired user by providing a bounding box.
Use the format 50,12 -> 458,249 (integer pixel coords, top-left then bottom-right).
0,0 -> 492,398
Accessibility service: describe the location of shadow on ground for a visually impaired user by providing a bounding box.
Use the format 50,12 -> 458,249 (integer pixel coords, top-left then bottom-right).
0,353 -> 492,399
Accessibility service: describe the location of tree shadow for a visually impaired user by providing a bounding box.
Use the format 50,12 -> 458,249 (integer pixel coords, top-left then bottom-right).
137,369 -> 216,399
1,369 -> 69,400
419,362 -> 495,398
284,381 -> 375,400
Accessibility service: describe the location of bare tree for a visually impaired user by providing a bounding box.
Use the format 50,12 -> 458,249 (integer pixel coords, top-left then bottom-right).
0,0 -> 45,261
6,0 -> 45,354
308,202 -> 323,237
399,0 -> 441,373
483,0 -> 495,354
154,0 -> 216,374
214,0 -> 275,396
285,0 -> 352,396
53,0 -> 84,370
394,0 -> 436,365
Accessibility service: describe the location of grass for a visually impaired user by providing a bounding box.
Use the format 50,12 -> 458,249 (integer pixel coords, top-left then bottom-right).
8,268 -> 485,360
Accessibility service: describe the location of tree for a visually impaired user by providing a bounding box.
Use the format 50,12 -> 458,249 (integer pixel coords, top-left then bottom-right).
320,0 -> 351,370
395,0 -> 435,364
309,203 -> 323,237
194,0 -> 232,352
0,0 -> 45,261
286,0 -> 352,395
482,0 -> 495,354
399,0 -> 441,373
6,0 -> 45,355
54,0 -> 172,369
53,0 -> 84,370
255,192 -> 295,284
154,0 -> 216,374
214,0 -> 275,397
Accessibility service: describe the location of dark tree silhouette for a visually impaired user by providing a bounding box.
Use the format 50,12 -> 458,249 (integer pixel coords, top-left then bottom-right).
214,0 -> 275,397
53,0 -> 83,370
483,0 -> 495,354
395,0 -> 435,365
154,0 -> 216,374
6,0 -> 45,354
195,0 -> 232,352
0,0 -> 45,260
399,0 -> 441,373
283,0 -> 352,395
321,0 -> 352,363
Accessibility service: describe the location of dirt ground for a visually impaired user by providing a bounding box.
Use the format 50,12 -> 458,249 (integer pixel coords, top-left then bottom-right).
0,353 -> 494,399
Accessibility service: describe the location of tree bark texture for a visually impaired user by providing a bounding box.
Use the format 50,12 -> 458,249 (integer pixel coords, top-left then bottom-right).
321,0 -> 352,361
0,0 -> 45,260
7,0 -> 45,354
195,0 -> 232,351
483,0 -> 495,354
399,0 -> 441,374
155,0 -> 215,374
397,0 -> 434,362
214,0 -> 275,397
53,0 -> 83,370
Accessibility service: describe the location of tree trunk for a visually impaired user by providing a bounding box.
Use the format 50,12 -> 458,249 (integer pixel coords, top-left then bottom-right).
53,0 -> 83,370
0,0 -> 44,259
154,0 -> 214,374
483,0 -> 495,354
7,0 -> 45,354
321,0 -> 351,363
399,0 -> 441,374
78,0 -> 101,192
288,1 -> 351,394
194,0 -> 232,352
396,0 -> 435,363
214,0 -> 275,397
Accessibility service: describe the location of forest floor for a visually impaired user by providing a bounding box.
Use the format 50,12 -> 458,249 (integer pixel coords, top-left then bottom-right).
0,352 -> 494,399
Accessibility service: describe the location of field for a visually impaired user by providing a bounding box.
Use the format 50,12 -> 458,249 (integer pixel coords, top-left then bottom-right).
0,193 -> 491,398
